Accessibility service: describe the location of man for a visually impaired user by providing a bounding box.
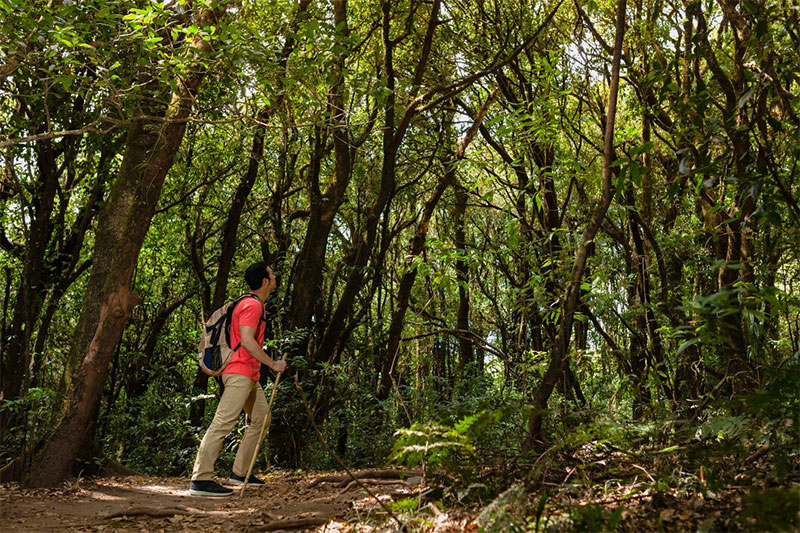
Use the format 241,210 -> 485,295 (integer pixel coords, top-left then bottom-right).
189,262 -> 288,497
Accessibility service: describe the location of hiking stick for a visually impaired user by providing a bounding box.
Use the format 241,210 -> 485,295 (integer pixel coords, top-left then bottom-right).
239,356 -> 284,497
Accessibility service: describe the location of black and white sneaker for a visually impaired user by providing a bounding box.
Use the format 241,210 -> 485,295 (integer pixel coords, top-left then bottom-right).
189,479 -> 233,497
228,472 -> 265,486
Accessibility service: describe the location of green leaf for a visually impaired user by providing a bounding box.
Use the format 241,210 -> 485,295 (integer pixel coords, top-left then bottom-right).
630,162 -> 642,187
615,165 -> 627,196
57,75 -> 74,91
655,445 -> 682,454
676,339 -> 698,356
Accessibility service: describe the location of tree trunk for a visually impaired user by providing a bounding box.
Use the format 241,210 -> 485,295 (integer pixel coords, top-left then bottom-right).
25,5 -> 227,487
267,0 -> 351,467
2,139 -> 58,403
526,0 -> 626,448
453,184 -> 473,382
694,0 -> 755,377
31,145 -> 112,385
189,108 -> 269,426
188,0 -> 311,428
311,0 -> 441,369
377,88 -> 499,400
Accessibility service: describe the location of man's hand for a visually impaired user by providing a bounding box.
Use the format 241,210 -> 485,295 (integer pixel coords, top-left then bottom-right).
271,359 -> 287,373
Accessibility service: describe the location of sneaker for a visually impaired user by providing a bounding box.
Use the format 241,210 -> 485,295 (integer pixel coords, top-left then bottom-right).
228,472 -> 265,486
189,479 -> 233,497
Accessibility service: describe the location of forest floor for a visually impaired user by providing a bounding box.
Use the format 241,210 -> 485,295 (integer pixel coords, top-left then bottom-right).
0,469 -> 455,533
0,459 -> 797,532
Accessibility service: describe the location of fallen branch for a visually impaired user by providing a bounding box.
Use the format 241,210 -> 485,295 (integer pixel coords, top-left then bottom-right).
745,440 -> 799,463
631,463 -> 656,483
387,488 -> 427,500
474,483 -> 526,528
338,478 -> 409,494
308,468 -> 419,488
426,501 -> 443,517
0,457 -> 25,483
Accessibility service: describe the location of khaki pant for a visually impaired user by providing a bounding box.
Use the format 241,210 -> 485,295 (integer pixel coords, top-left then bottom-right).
191,372 -> 268,481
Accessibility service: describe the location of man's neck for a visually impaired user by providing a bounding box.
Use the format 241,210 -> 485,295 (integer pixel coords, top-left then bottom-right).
251,288 -> 270,302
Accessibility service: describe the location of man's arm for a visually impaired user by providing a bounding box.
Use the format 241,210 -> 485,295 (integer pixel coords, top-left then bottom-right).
239,324 -> 287,373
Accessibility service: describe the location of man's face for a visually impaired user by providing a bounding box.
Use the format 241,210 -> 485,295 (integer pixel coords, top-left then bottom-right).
265,267 -> 277,292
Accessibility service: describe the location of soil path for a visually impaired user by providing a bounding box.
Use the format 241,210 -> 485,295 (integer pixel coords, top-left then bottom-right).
0,471 -> 430,532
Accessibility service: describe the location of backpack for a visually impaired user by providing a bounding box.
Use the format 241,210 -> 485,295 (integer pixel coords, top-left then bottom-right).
197,294 -> 262,376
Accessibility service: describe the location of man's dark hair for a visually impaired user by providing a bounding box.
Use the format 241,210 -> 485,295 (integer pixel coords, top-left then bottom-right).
244,261 -> 272,290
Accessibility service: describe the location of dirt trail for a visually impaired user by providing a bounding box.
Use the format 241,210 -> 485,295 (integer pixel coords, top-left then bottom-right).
0,471 -> 436,532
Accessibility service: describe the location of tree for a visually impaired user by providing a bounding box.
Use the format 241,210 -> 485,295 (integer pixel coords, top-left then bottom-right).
527,0 -> 627,447
25,2 -> 232,487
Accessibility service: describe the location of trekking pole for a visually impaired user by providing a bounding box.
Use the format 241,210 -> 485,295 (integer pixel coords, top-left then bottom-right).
239,354 -> 285,497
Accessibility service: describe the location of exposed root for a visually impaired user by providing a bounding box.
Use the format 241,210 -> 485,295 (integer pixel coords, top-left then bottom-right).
99,459 -> 141,477
103,506 -> 194,519
255,516 -> 331,531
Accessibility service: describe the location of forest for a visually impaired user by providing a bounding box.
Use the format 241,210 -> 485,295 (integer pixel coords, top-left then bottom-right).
1,0 -> 798,530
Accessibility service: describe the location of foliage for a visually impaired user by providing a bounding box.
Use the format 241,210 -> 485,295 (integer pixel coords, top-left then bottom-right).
0,388 -> 59,465
739,487 -> 800,532
0,1 -> 797,528
570,503 -> 624,532
391,422 -> 473,472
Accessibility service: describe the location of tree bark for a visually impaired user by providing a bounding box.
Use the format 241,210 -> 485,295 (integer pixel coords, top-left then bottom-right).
188,0 -> 311,428
267,0 -> 349,467
694,0 -> 759,381
188,107 -> 269,427
31,144 -> 114,385
311,0 -> 442,368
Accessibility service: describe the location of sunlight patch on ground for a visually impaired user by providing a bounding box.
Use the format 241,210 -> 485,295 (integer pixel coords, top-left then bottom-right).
140,484 -> 184,495
317,520 -> 348,531
351,493 -> 393,511
84,490 -> 123,501
319,522 -> 388,532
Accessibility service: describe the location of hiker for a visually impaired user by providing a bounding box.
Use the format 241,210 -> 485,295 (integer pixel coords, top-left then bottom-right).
189,262 -> 288,497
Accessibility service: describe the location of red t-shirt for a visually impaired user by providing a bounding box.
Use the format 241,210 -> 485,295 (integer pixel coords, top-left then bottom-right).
222,295 -> 265,382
